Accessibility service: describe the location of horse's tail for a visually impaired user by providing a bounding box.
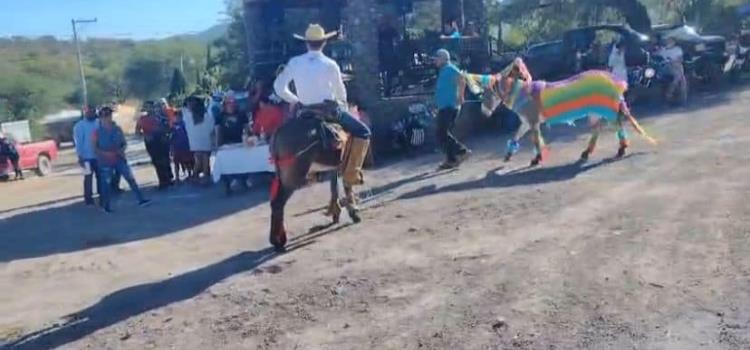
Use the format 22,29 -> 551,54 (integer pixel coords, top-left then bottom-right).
620,102 -> 658,145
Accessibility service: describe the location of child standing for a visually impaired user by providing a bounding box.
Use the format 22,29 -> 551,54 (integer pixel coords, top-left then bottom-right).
170,111 -> 193,181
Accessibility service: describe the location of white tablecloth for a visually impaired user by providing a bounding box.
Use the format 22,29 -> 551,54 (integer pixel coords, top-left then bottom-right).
211,143 -> 275,183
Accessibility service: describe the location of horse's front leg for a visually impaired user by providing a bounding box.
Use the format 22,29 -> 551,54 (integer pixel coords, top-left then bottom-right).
581,117 -> 603,161
504,114 -> 530,162
530,122 -> 547,166
269,176 -> 294,251
324,172 -> 342,223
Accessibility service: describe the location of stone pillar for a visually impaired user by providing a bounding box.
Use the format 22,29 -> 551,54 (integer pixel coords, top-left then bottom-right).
243,0 -> 267,78
441,0 -> 464,27
320,0 -> 343,33
463,0 -> 485,33
343,0 -> 381,109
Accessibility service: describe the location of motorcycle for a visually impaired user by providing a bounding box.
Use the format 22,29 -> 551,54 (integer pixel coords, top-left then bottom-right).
724,41 -> 749,83
390,103 -> 433,155
626,53 -> 675,106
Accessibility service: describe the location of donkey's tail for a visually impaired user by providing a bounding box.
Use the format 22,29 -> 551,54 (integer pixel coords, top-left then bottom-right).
621,103 -> 658,145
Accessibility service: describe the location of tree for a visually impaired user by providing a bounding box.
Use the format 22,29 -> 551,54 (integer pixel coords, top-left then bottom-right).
170,68 -> 188,96
124,57 -> 170,100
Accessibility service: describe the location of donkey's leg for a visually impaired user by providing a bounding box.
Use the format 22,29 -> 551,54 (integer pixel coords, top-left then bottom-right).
343,184 -> 362,224
269,176 -> 294,251
505,115 -> 530,162
324,172 -> 342,223
581,117 -> 603,161
530,122 -> 547,166
616,112 -> 630,158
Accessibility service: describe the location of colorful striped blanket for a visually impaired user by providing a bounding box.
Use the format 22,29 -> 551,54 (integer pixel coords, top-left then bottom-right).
466,70 -> 629,125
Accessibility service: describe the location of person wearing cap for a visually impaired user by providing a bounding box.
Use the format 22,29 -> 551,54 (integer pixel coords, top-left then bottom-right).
434,48 -> 471,169
273,23 -> 371,188
93,107 -> 151,213
73,105 -> 101,204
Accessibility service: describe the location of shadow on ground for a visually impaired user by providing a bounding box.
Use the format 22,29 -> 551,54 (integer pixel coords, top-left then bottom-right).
0,186 -> 268,262
3,221 -> 351,350
397,153 -> 645,201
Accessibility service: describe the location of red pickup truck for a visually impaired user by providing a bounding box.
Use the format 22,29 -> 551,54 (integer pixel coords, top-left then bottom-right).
0,140 -> 58,180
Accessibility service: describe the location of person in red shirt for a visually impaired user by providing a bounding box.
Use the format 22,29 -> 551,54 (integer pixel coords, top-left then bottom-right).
252,96 -> 284,140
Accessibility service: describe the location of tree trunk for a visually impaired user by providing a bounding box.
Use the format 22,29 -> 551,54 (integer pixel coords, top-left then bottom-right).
594,0 -> 652,33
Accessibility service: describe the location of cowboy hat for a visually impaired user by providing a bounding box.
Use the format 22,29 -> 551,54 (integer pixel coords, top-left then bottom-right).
293,24 -> 337,41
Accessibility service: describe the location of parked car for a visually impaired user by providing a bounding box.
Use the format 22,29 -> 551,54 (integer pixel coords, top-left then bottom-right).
563,25 -> 650,72
523,40 -> 566,80
0,138 -> 58,180
42,110 -> 81,147
652,24 -> 727,88
521,25 -> 650,81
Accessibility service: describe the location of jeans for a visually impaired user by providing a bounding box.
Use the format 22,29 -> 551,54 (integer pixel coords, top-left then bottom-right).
98,159 -> 145,210
338,110 -> 371,139
9,155 -> 22,178
82,159 -> 101,203
145,138 -> 173,186
436,107 -> 468,162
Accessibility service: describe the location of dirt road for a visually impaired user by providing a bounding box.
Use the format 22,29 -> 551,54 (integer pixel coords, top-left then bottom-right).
1,87 -> 749,350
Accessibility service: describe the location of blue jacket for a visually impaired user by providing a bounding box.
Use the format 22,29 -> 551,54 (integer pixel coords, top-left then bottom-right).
74,118 -> 99,160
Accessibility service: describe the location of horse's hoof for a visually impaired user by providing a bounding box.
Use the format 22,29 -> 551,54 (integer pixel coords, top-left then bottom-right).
530,156 -> 542,167
269,230 -> 288,251
348,209 -> 362,224
580,151 -> 590,161
616,147 -> 627,159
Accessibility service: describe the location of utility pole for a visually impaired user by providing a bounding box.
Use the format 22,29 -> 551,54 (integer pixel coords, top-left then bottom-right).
71,18 -> 97,108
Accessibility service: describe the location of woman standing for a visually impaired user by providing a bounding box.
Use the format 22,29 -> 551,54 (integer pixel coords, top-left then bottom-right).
183,95 -> 215,185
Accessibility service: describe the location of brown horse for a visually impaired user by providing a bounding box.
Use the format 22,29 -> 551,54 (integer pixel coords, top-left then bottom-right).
268,104 -> 361,251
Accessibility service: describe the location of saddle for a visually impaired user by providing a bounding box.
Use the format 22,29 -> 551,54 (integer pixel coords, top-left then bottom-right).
299,101 -> 348,152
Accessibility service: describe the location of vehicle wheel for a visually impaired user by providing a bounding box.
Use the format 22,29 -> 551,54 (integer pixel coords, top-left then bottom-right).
36,155 -> 52,176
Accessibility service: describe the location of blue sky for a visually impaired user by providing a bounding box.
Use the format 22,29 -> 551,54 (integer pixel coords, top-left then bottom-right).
0,0 -> 227,40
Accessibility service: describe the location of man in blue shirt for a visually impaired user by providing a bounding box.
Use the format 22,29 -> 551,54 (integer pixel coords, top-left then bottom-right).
73,105 -> 100,205
434,49 -> 470,169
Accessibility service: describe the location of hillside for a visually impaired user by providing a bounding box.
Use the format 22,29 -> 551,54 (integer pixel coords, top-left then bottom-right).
0,27 -> 221,123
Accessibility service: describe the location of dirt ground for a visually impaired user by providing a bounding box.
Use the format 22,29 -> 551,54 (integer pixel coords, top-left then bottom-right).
1,86 -> 750,350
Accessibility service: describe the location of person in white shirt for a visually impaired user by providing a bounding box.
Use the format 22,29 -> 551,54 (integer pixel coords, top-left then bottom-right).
608,41 -> 628,82
657,37 -> 688,105
274,23 -> 372,188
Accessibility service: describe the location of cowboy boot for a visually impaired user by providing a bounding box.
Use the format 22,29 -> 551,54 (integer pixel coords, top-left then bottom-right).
343,138 -> 370,187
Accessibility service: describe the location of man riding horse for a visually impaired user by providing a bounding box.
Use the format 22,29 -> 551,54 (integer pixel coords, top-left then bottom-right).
269,24 -> 372,251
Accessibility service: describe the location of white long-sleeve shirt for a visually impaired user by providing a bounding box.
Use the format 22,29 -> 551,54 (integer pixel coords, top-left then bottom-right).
273,50 -> 347,107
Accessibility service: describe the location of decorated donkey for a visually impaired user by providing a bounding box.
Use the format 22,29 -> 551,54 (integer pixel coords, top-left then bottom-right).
466,58 -> 657,166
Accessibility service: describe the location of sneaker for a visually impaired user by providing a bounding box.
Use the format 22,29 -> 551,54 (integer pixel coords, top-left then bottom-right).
138,199 -> 153,208
101,206 -> 114,214
84,200 -> 95,206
